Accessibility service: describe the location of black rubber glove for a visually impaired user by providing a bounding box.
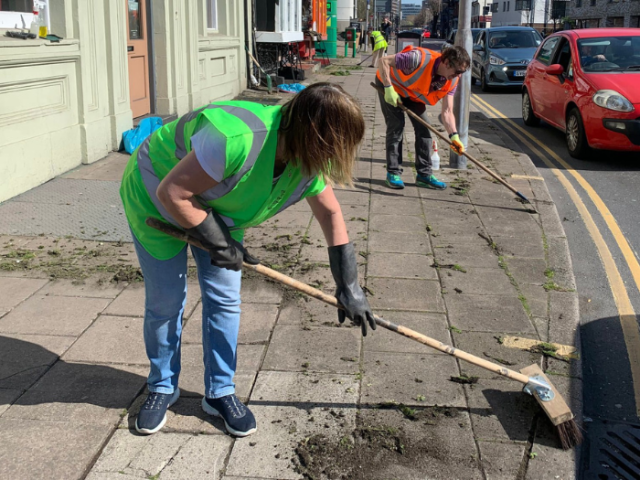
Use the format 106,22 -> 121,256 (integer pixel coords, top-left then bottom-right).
186,211 -> 259,271
328,243 -> 376,336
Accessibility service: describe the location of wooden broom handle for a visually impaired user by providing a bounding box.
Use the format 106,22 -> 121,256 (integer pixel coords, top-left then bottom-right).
146,218 -> 532,386
369,82 -> 522,198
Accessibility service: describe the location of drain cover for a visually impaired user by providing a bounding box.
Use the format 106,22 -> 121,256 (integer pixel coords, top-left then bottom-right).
583,421 -> 640,479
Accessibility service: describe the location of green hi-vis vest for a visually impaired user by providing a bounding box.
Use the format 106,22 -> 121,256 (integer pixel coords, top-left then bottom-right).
120,101 -> 326,260
371,31 -> 387,52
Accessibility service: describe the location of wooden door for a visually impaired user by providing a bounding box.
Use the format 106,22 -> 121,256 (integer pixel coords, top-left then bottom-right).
126,0 -> 150,118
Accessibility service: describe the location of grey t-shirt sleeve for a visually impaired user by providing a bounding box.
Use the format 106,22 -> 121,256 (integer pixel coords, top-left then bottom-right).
190,122 -> 226,183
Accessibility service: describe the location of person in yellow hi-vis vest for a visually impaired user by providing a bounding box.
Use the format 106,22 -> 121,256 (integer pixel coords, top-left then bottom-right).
369,30 -> 388,68
120,83 -> 376,437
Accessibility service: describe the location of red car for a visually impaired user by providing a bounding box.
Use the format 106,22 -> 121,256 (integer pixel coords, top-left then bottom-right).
522,28 -> 640,158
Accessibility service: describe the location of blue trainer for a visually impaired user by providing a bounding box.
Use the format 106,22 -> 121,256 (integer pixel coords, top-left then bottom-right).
416,174 -> 447,190
385,173 -> 405,189
135,389 -> 180,435
202,394 -> 257,437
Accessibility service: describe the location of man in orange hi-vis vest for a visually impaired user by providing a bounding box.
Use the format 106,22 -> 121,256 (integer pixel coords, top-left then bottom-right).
375,45 -> 470,190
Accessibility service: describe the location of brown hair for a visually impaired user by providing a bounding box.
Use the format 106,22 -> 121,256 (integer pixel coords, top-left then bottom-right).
279,82 -> 365,187
441,46 -> 471,70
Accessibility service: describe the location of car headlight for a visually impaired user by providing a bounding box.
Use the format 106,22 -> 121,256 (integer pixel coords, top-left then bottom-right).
489,55 -> 505,66
593,90 -> 634,113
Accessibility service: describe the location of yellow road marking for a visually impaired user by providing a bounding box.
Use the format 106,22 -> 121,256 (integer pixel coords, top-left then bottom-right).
471,96 -> 640,415
510,174 -> 544,181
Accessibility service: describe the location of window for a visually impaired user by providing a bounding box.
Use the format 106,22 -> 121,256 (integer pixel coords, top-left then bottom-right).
503,2 -> 506,11
0,0 -> 49,30
516,0 -> 532,10
507,1 -> 510,10
554,40 -> 573,78
536,36 -> 560,64
576,0 -> 582,6
491,2 -> 499,12
590,0 -> 596,6
207,0 -> 218,30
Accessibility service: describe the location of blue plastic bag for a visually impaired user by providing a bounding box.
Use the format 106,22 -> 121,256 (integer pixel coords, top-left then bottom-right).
122,117 -> 163,154
277,83 -> 306,94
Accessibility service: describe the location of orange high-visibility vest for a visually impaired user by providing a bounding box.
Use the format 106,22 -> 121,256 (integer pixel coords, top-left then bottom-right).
377,46 -> 458,106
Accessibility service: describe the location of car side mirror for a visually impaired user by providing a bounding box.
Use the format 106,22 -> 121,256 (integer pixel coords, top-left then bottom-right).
473,44 -> 484,51
545,64 -> 564,75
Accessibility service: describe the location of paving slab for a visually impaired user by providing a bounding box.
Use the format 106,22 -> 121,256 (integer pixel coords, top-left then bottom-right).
440,267 -> 517,296
361,351 -> 466,407
518,283 -> 549,319
262,325 -> 361,374
365,311 -> 451,354
0,276 -> 48,315
356,408 -> 483,479
506,257 -> 549,286
445,294 -> 535,333
0,388 -> 21,416
0,417 -> 111,480
369,196 -> 424,215
277,294 -> 341,327
368,231 -> 431,254
367,252 -> 438,280
434,243 -> 501,269
367,277 -> 444,312
369,214 -> 426,234
63,315 -> 147,365
38,278 -> 128,298
0,294 -> 110,336
4,361 -> 147,426
225,371 -> 359,479
182,303 -> 279,345
492,235 -> 545,258
0,333 -> 76,390
477,441 -> 527,479
465,378 -> 539,443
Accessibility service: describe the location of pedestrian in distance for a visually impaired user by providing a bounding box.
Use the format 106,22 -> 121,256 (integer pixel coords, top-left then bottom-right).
369,30 -> 388,68
375,45 -> 470,190
381,17 -> 392,52
120,83 -> 376,438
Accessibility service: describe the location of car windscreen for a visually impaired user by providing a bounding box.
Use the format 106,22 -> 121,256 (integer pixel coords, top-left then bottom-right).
577,36 -> 640,72
488,31 -> 542,49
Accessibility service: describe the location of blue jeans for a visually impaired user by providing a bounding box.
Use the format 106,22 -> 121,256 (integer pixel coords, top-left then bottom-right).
132,233 -> 242,398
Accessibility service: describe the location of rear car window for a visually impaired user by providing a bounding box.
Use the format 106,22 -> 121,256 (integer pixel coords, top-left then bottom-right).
488,30 -> 542,49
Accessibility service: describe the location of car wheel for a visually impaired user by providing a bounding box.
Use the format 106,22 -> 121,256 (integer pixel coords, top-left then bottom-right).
480,69 -> 490,92
522,90 -> 540,127
566,108 -> 590,159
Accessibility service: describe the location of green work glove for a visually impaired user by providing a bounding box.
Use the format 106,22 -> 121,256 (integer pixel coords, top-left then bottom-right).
384,85 -> 400,107
450,133 -> 465,155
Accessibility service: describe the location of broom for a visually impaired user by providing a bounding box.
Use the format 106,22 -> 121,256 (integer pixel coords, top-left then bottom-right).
146,217 -> 582,449
369,82 -> 538,214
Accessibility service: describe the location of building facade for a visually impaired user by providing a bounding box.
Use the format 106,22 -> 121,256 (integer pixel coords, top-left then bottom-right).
0,0 -> 250,203
568,0 -> 640,29
472,0 -> 494,26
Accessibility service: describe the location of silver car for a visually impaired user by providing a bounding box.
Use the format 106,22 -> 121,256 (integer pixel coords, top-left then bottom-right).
472,27 -> 542,91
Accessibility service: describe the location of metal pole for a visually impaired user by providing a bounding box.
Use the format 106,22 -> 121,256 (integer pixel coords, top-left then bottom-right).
449,0 -> 472,169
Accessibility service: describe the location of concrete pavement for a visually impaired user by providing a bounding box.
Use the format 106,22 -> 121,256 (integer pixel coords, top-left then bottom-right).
0,61 -> 581,479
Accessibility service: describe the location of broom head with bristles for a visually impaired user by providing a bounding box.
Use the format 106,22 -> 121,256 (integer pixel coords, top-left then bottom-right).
521,364 -> 582,449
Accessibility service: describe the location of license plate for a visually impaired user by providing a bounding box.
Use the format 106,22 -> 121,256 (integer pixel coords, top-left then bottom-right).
514,70 -> 526,77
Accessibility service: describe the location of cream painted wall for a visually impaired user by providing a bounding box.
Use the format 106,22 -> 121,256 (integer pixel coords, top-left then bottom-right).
0,0 -> 248,203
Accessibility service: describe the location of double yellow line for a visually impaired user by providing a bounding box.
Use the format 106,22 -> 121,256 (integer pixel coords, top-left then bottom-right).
470,94 -> 640,415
